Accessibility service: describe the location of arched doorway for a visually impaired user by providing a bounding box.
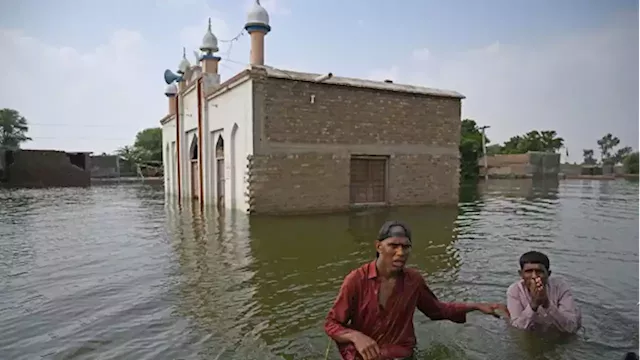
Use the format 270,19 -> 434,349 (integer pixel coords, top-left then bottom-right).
165,144 -> 171,189
215,136 -> 224,209
190,135 -> 199,199
230,124 -> 238,210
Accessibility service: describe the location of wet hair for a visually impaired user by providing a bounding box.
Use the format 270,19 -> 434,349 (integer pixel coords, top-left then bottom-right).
376,221 -> 412,258
519,251 -> 550,270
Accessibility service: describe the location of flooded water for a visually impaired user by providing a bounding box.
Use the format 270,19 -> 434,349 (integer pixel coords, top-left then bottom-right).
0,179 -> 637,360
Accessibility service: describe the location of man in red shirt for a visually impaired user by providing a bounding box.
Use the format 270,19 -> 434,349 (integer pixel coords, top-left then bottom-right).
324,220 -> 508,360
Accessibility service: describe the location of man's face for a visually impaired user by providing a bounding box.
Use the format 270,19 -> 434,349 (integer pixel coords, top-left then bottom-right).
519,262 -> 550,285
376,236 -> 412,272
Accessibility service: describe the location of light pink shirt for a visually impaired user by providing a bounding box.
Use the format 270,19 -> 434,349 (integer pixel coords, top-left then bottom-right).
506,276 -> 581,333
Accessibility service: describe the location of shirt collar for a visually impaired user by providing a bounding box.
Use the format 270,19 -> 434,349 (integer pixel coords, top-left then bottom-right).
367,260 -> 378,279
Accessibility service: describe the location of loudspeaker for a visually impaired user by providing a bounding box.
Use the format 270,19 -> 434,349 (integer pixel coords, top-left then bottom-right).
163,69 -> 182,85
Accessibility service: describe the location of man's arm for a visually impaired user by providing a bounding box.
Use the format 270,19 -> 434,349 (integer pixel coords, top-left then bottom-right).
540,281 -> 581,333
324,271 -> 362,343
416,276 -> 472,323
506,283 -> 537,330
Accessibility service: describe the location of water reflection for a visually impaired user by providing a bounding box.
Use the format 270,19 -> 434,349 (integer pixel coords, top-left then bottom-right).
244,206 -> 462,358
0,181 -> 637,360
477,178 -> 560,200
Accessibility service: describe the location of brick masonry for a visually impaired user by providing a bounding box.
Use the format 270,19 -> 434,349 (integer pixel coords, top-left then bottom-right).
248,75 -> 462,214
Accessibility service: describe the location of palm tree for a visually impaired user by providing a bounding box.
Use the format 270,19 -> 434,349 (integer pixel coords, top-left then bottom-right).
539,130 -> 564,153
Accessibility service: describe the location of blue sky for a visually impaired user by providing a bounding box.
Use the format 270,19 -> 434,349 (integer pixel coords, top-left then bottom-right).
0,0 -> 637,162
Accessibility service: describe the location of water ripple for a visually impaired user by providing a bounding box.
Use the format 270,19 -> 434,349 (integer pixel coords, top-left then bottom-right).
0,179 -> 638,360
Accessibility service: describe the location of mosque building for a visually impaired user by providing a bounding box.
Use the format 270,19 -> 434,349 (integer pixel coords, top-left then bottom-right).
160,0 -> 466,215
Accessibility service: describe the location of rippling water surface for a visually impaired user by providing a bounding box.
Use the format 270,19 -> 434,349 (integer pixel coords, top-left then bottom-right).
0,179 -> 637,360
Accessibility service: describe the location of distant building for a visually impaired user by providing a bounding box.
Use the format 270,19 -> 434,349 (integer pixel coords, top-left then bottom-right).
90,154 -> 120,178
160,1 -> 465,214
478,152 -> 560,179
89,154 -> 139,178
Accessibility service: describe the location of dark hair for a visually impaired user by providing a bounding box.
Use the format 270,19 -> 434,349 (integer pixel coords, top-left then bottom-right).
376,220 -> 411,258
519,251 -> 550,270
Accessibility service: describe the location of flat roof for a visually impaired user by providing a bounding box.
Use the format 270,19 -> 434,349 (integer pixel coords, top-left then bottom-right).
259,66 -> 466,99
160,64 -> 466,125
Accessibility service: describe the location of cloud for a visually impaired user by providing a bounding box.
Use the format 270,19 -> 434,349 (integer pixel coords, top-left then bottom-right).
368,12 -> 638,162
0,28 -> 163,153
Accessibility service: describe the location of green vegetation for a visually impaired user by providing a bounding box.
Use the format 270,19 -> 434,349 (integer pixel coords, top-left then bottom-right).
582,133 -> 635,173
459,119 -> 488,180
116,127 -> 163,165
460,123 -> 566,180
490,130 -> 565,155
0,108 -> 31,150
623,151 -> 640,174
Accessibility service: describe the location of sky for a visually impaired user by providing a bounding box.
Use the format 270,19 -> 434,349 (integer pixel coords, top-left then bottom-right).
0,0 -> 638,163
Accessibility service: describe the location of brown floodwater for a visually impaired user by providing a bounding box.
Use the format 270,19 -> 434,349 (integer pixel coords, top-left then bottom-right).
0,178 -> 637,359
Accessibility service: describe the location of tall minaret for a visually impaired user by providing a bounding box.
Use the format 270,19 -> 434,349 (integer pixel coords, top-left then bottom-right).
244,0 -> 270,66
177,48 -> 190,91
199,18 -> 221,75
164,83 -> 178,115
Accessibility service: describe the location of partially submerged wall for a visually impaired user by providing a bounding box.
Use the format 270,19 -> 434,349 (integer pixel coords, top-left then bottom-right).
2,150 -> 91,188
479,152 -> 560,178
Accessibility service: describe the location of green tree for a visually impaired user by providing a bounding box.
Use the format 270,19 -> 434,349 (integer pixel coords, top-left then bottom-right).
623,152 -> 639,174
539,130 -> 565,152
459,119 -> 490,180
597,133 -> 620,164
0,108 -> 32,150
496,130 -> 564,154
115,145 -> 141,164
582,149 -> 596,165
499,135 -> 524,154
116,127 -> 162,165
613,146 -> 633,165
132,127 -> 162,163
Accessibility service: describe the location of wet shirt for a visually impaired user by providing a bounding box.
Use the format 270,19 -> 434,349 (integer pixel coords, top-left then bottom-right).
506,276 -> 581,333
324,261 -> 471,360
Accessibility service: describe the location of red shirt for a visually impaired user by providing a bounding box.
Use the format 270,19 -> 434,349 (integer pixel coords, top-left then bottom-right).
324,261 -> 470,360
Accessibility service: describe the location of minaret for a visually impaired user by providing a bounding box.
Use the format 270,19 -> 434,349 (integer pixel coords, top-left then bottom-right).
164,83 -> 178,115
177,48 -> 190,91
199,18 -> 221,75
244,0 -> 270,66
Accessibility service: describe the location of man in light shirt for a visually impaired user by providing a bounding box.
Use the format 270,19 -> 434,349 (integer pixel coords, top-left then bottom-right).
506,251 -> 581,333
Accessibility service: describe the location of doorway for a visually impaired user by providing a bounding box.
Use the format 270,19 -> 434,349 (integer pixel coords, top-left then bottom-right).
349,156 -> 388,205
190,135 -> 199,199
215,136 -> 225,209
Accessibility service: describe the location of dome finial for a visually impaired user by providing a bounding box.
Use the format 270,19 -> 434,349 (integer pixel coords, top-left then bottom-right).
245,0 -> 271,33
200,17 -> 219,54
177,47 -> 191,74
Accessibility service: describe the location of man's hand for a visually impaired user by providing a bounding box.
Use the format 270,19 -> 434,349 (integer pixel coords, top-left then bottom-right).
473,303 -> 510,318
351,332 -> 381,360
529,277 -> 549,310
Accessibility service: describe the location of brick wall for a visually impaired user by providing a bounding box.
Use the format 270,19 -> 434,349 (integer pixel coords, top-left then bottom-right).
260,77 -> 461,147
388,154 -> 460,206
2,150 -> 91,188
248,153 -> 350,214
248,75 -> 462,214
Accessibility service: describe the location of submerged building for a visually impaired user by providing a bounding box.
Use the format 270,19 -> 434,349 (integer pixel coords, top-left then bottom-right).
161,0 -> 466,215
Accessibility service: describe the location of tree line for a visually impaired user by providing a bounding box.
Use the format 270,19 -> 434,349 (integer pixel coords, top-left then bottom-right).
460,119 -> 638,180
1,108 -> 637,179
